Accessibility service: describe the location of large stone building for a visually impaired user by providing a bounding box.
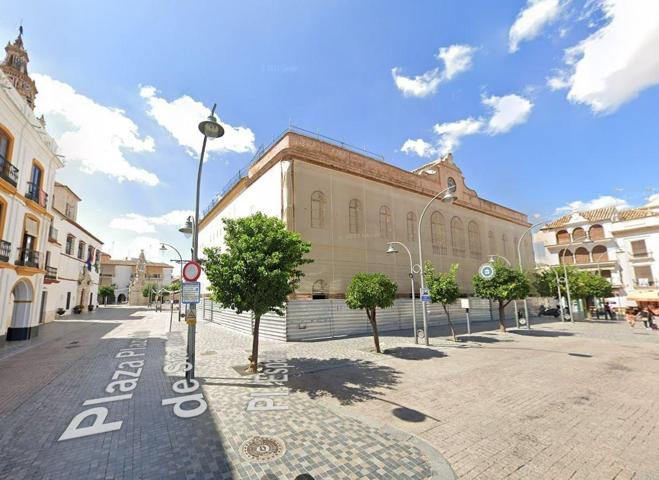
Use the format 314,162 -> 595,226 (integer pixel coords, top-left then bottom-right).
42,182 -> 103,321
99,252 -> 173,304
0,29 -> 63,343
534,201 -> 659,308
198,130 -> 534,298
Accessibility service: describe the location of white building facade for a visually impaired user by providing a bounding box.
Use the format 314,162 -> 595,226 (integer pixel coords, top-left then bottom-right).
0,30 -> 63,344
99,252 -> 173,304
43,183 -> 103,320
534,204 -> 659,308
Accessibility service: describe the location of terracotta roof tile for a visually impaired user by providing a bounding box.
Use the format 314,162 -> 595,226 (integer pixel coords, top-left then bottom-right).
543,207 -> 657,229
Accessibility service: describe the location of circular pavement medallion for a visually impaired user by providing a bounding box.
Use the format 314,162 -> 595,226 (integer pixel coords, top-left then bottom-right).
241,436 -> 286,463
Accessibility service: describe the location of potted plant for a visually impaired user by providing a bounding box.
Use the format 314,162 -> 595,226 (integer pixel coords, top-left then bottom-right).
73,305 -> 83,314
56,307 -> 65,316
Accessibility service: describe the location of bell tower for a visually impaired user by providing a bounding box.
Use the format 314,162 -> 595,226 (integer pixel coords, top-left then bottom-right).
1,26 -> 38,110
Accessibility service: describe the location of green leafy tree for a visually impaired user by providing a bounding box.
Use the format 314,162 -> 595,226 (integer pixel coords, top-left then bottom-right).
204,213 -> 312,373
472,259 -> 530,332
169,278 -> 181,291
98,284 -> 115,304
345,272 -> 398,353
142,282 -> 158,303
425,262 -> 461,341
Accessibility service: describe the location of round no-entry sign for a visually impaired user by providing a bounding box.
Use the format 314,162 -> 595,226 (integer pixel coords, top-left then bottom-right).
182,260 -> 202,281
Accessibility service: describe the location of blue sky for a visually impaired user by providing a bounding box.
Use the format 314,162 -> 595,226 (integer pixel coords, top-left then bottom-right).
2,0 -> 658,265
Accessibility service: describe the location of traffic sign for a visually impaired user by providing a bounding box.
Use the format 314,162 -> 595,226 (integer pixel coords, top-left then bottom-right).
478,263 -> 496,280
420,287 -> 431,303
181,281 -> 201,304
182,261 -> 202,282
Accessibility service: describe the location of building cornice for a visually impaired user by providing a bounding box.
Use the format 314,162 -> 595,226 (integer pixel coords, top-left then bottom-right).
53,207 -> 103,245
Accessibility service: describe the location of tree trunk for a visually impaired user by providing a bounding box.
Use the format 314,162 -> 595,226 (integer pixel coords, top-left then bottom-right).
498,301 -> 507,333
368,308 -> 381,353
247,313 -> 261,373
443,304 -> 457,341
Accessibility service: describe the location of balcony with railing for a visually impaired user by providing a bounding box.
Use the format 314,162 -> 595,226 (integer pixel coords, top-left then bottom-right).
0,240 -> 11,263
25,181 -> 48,208
0,155 -> 19,186
45,266 -> 58,280
15,248 -> 40,268
634,278 -> 656,288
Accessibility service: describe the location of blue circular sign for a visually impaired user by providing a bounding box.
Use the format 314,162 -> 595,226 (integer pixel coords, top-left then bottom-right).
479,263 -> 495,280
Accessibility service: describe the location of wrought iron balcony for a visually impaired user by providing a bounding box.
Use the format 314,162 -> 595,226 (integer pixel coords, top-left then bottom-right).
0,240 -> 10,262
0,155 -> 18,186
45,266 -> 58,279
26,181 -> 48,208
15,248 -> 40,268
634,279 -> 656,288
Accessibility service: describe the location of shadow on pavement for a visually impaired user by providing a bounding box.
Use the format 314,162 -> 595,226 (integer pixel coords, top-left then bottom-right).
287,357 -> 401,405
383,346 -> 446,360
460,335 -> 502,344
510,329 -> 575,337
392,406 -> 427,422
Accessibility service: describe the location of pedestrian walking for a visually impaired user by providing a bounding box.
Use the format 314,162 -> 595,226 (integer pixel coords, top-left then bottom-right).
625,308 -> 637,327
604,302 -> 613,320
637,307 -> 653,330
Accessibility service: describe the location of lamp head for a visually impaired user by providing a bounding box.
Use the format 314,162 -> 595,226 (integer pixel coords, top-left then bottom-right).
386,243 -> 399,254
178,217 -> 193,238
441,191 -> 456,204
198,114 -> 225,139
159,244 -> 167,251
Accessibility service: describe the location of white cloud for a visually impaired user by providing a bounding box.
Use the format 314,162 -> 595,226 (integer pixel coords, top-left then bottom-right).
392,44 -> 476,98
555,195 -> 630,214
140,86 -> 255,158
552,0 -> 659,113
509,0 -> 563,53
110,209 -> 193,234
33,74 -> 159,186
391,67 -> 442,98
482,94 -> 534,134
433,118 -> 484,155
645,193 -> 659,208
435,44 -> 477,81
401,138 -> 437,157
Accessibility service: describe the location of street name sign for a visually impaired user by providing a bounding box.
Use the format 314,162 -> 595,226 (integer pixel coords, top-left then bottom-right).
478,263 -> 495,280
181,281 -> 201,304
182,261 -> 202,282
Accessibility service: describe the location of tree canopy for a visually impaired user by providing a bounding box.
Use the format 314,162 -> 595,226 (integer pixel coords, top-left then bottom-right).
204,213 -> 312,372
346,272 -> 397,353
424,262 -> 461,340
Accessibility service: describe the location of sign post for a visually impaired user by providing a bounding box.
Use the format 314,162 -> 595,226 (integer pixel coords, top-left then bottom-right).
460,298 -> 471,335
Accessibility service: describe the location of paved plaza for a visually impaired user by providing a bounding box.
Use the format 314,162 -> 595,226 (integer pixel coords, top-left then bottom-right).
0,306 -> 658,479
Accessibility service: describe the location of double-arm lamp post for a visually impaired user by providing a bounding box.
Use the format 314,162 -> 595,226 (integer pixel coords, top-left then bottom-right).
177,105 -> 225,383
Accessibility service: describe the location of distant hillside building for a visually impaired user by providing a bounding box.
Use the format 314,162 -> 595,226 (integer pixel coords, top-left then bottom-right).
99,251 -> 173,304
534,203 -> 659,308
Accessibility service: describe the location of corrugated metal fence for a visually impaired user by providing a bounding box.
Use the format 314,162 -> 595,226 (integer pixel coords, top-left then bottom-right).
200,297 -> 553,342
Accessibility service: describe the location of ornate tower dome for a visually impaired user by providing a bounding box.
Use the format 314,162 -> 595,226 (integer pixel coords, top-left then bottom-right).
1,26 -> 38,110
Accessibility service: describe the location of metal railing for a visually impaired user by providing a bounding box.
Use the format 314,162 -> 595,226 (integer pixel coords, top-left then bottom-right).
15,248 -> 40,268
0,240 -> 10,262
634,279 -> 655,287
631,250 -> 651,258
0,155 -> 19,186
45,266 -> 58,279
26,181 -> 48,208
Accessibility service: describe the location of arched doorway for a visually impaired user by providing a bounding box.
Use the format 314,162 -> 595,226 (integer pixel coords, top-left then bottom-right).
117,293 -> 126,303
7,279 -> 36,341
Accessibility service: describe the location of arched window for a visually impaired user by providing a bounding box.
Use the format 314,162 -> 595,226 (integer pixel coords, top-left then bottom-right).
78,241 -> 86,260
66,235 -> 75,255
468,221 -> 481,259
488,230 -> 496,255
589,224 -> 605,240
556,230 -> 570,244
575,247 -> 590,264
406,212 -> 416,242
348,199 -> 361,234
592,244 -> 608,262
312,279 -> 328,299
0,124 -> 17,185
572,227 -> 586,242
559,248 -> 574,265
451,217 -> 466,257
310,191 -> 325,228
379,206 -> 392,238
502,234 -> 508,257
430,211 -> 447,255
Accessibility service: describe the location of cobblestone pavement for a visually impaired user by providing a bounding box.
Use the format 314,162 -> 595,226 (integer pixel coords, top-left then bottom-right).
0,307 -> 451,480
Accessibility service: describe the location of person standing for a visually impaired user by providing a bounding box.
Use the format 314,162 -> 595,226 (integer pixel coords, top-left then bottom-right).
625,308 -> 637,327
604,302 -> 613,320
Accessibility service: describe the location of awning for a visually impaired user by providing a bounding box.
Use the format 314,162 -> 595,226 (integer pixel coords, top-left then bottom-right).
627,289 -> 659,302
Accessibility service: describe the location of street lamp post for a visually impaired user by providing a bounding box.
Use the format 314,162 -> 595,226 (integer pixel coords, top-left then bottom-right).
180,104 -> 224,383
417,186 -> 457,345
536,262 -> 565,321
386,241 -> 421,344
559,248 -> 575,322
160,242 -> 184,331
